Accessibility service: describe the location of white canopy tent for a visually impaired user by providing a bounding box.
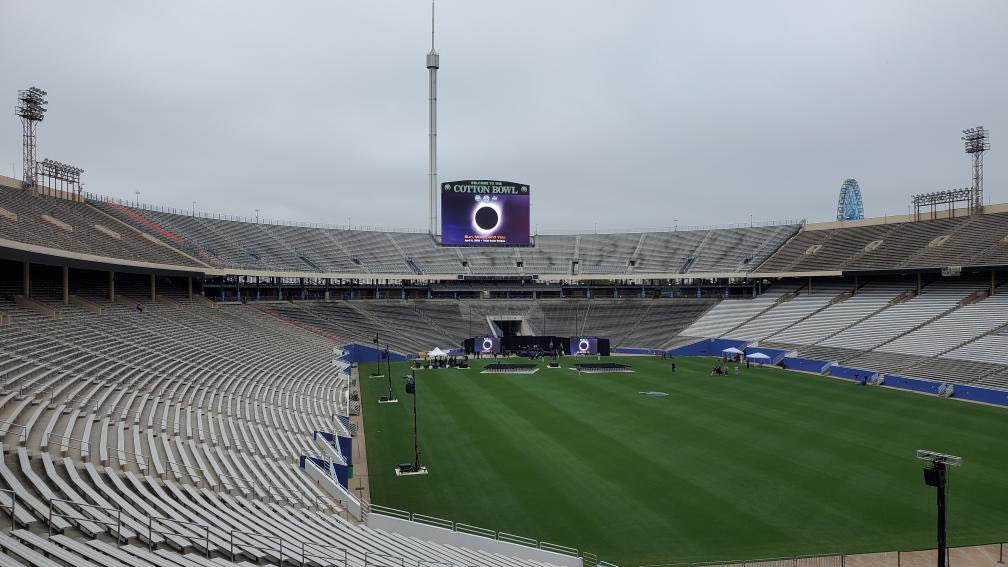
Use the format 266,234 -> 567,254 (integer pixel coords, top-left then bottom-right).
746,352 -> 771,363
427,347 -> 449,358
722,347 -> 744,355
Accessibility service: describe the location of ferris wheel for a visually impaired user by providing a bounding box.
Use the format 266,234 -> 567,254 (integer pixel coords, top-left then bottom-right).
836,179 -> 864,221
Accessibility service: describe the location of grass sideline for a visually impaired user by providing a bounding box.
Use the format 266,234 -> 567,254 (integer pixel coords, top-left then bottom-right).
358,356 -> 1008,566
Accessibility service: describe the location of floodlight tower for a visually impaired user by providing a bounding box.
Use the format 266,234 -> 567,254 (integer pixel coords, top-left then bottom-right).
962,126 -> 990,211
427,1 -> 440,237
15,87 -> 48,189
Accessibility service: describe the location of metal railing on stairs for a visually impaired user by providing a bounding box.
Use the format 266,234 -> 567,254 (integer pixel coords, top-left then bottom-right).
365,502 -> 595,563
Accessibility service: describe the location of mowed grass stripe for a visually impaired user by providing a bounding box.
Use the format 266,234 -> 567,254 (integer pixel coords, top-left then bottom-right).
360,357 -> 1008,566
496,369 -> 801,560
530,365 -> 921,556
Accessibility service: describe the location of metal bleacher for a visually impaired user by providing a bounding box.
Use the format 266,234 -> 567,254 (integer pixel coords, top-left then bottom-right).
0,272 -> 576,567
90,197 -> 800,277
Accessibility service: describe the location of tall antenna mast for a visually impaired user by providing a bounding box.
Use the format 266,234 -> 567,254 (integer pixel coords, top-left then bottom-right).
427,1 -> 440,237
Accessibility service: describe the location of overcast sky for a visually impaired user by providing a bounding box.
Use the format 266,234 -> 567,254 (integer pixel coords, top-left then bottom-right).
2,1 -> 1006,232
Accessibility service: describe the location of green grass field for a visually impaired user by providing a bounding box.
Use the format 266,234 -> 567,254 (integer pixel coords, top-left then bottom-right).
358,356 -> 1008,566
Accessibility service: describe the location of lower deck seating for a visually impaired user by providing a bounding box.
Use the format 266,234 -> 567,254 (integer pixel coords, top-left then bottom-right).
0,293 -> 564,567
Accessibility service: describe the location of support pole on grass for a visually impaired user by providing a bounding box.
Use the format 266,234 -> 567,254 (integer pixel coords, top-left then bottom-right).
917,450 -> 961,567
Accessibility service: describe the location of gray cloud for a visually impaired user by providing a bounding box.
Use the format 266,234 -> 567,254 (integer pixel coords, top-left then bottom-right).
2,0 -> 1006,231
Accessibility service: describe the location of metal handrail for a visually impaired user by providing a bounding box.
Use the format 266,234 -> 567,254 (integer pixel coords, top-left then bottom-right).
45,432 -> 90,450
108,446 -> 150,472
368,503 -> 410,521
48,497 -> 123,545
217,471 -> 261,495
0,487 -> 18,527
165,461 -> 206,486
412,513 -> 454,530
230,529 -> 282,565
363,552 -> 406,566
148,515 -> 210,557
540,541 -> 580,557
455,523 -> 496,539
0,419 -> 28,444
499,531 -> 538,547
363,500 -> 585,558
300,540 -> 348,567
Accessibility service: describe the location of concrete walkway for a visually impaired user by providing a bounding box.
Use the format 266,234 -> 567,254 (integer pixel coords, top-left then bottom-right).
349,366 -> 372,509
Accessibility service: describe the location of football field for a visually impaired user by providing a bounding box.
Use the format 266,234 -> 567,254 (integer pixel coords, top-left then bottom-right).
358,356 -> 1008,566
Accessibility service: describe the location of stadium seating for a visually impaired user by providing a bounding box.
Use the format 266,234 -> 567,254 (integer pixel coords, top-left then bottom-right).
877,290 -> 1008,357
755,210 -> 1008,274
768,280 -> 912,345
817,279 -> 986,351
727,281 -> 850,341
678,283 -> 803,339
0,184 -> 201,268
91,197 -> 799,276
262,298 -> 717,353
0,274 -> 577,566
620,300 -> 718,348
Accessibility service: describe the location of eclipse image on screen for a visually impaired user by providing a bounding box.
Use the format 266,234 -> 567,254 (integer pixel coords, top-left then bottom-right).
571,337 -> 598,355
474,205 -> 499,231
441,180 -> 530,245
478,336 -> 499,354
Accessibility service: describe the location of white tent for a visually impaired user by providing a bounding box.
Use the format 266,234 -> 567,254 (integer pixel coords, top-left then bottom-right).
427,347 -> 449,358
722,347 -> 744,355
746,352 -> 771,362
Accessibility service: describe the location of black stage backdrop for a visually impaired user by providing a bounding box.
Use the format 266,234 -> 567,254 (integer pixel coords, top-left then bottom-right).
463,336 -> 610,356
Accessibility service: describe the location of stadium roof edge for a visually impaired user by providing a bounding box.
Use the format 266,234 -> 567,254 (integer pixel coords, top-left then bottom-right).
804,202 -> 1008,231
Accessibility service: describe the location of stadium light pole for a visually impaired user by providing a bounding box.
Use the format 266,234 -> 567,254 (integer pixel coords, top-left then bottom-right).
962,126 -> 990,212
370,332 -> 383,378
377,343 -> 398,404
385,344 -> 394,397
16,87 -> 47,190
917,450 -> 961,567
396,371 -> 426,475
407,370 -> 421,470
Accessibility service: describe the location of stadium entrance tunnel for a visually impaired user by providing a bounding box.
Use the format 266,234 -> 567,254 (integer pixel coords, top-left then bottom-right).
494,319 -> 522,337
